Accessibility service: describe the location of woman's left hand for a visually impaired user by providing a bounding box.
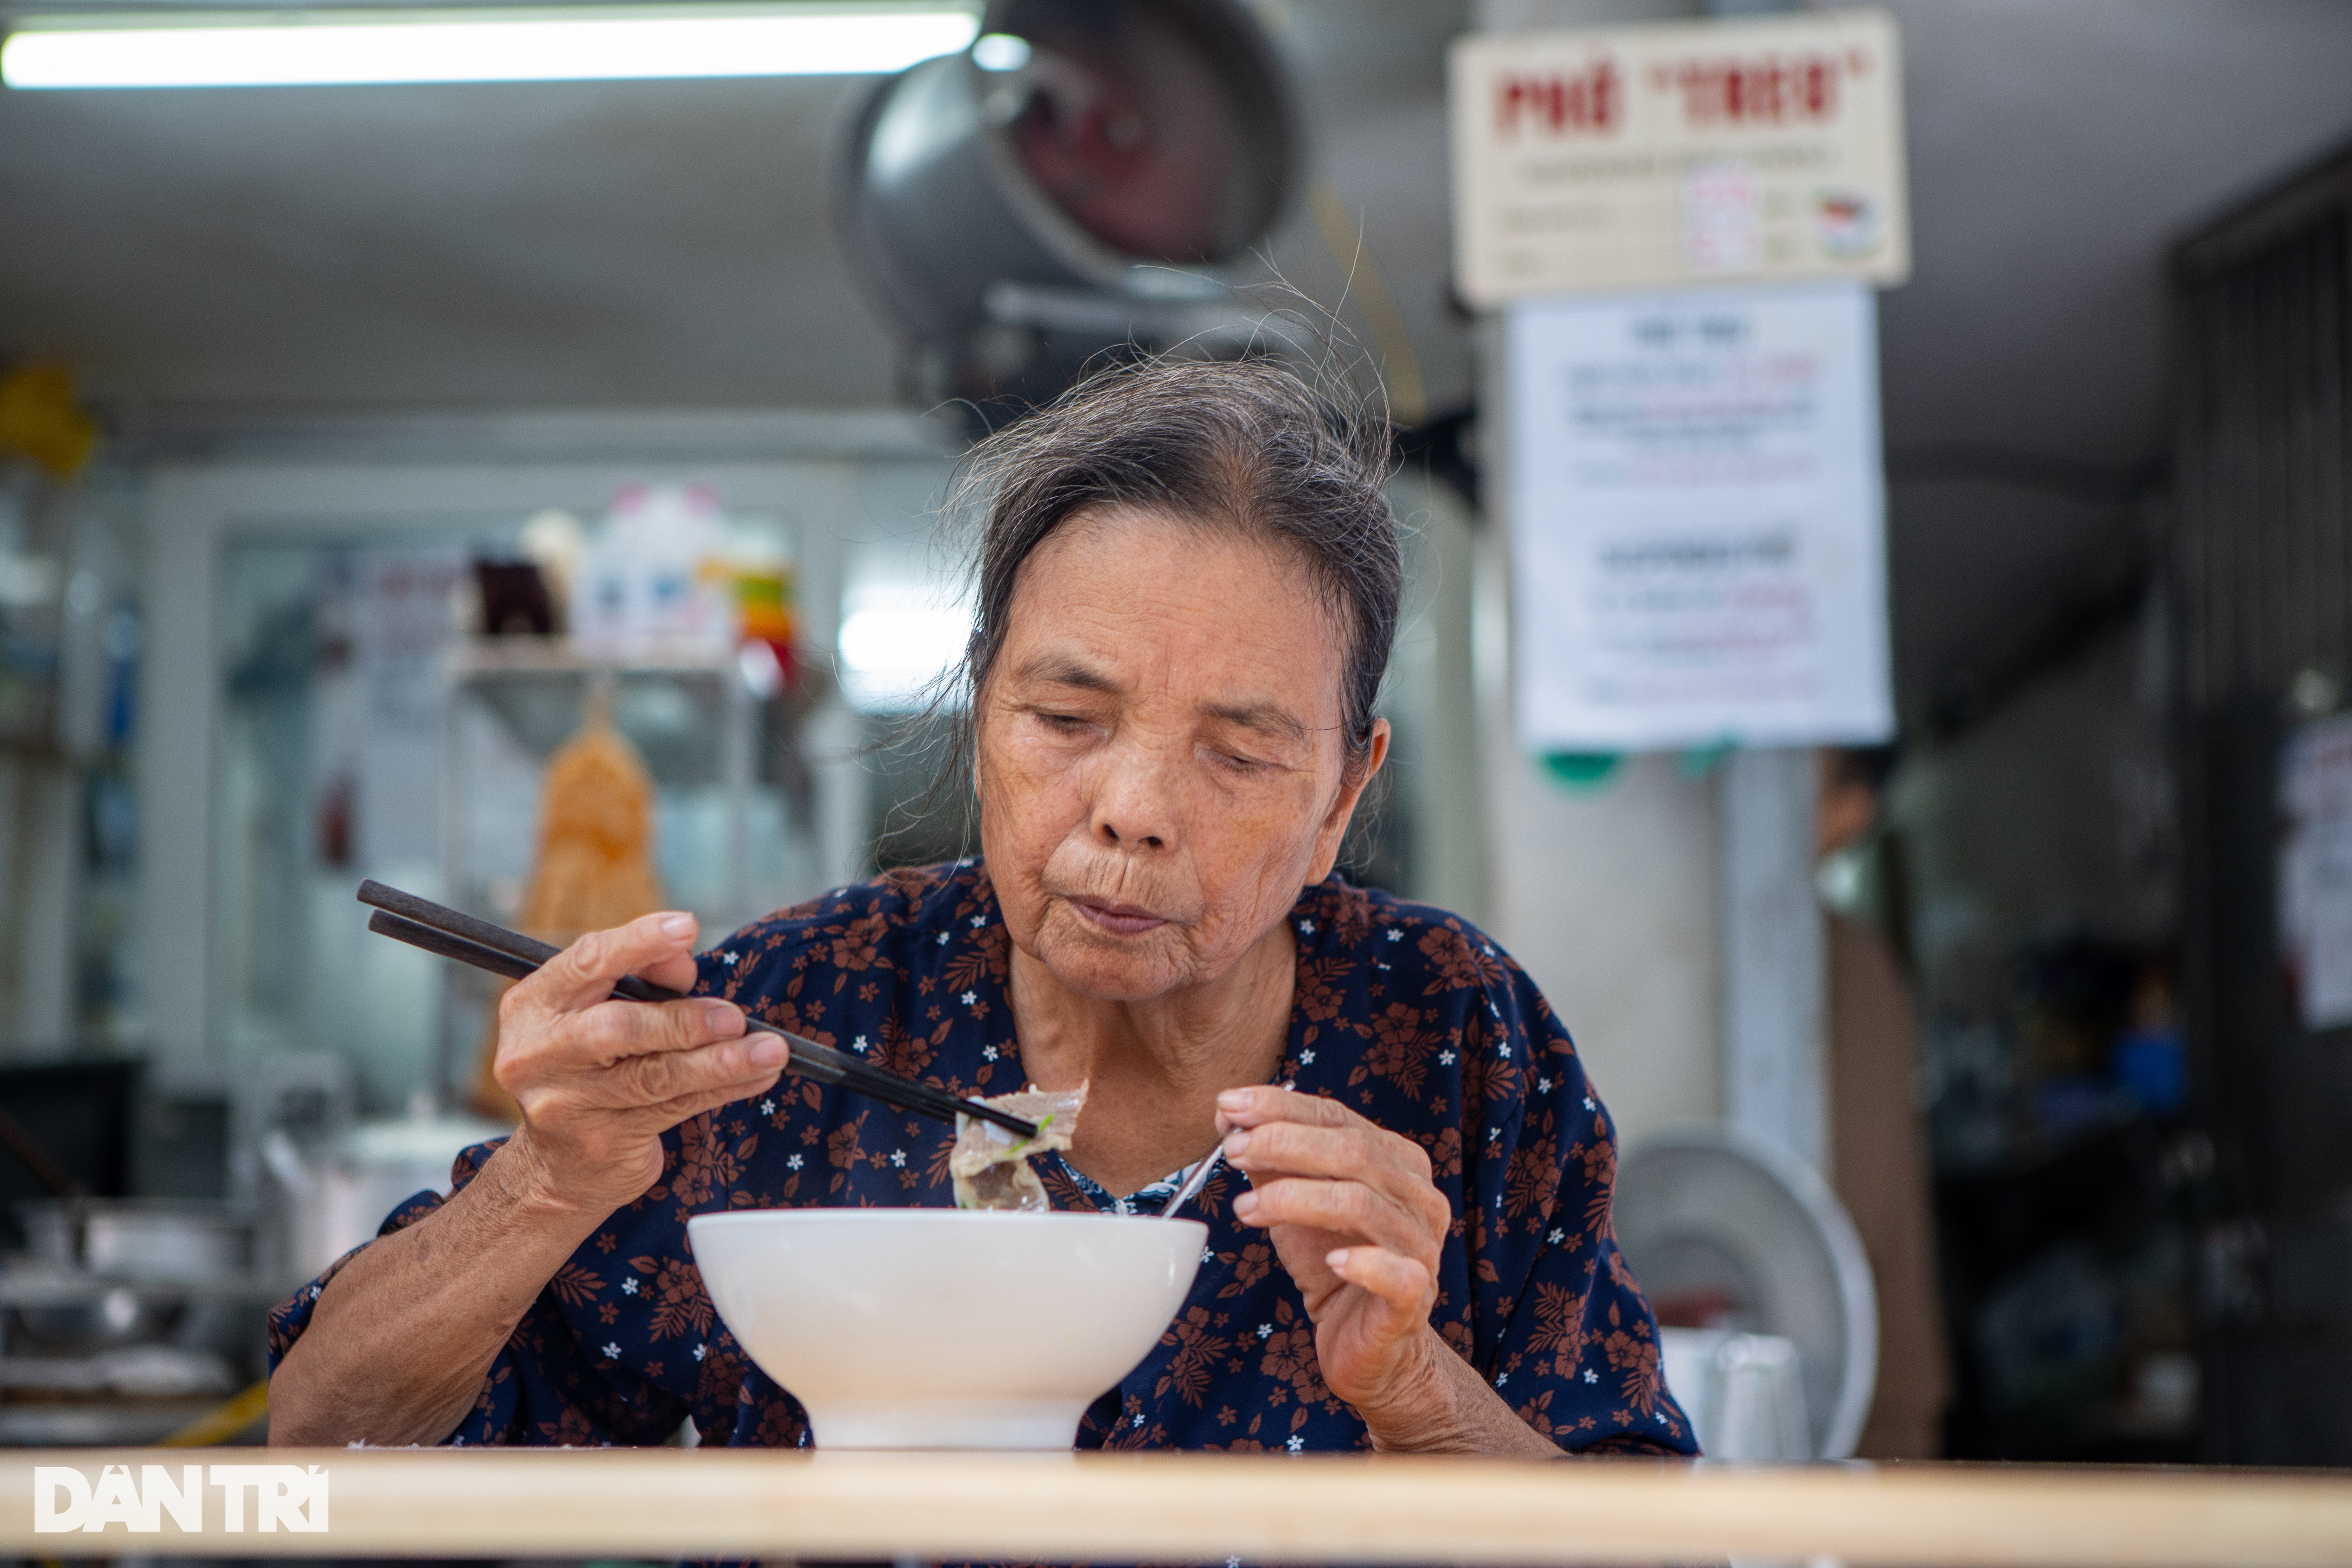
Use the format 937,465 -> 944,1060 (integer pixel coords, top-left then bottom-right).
1216,1085 -> 1456,1436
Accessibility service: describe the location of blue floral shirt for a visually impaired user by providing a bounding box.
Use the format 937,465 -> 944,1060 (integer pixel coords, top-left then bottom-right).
269,861 -> 1694,1458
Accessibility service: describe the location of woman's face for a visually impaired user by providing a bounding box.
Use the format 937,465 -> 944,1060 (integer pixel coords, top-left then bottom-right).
976,507 -> 1388,1002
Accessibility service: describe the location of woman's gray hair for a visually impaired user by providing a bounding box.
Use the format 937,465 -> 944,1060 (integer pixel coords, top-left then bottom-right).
949,355 -> 1402,779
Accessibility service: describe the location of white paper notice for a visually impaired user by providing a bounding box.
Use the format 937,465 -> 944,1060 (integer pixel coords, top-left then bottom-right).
1507,281 -> 1893,752
2279,714 -> 2352,1032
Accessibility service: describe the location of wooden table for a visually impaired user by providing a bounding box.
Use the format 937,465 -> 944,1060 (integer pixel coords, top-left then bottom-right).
5,1448 -> 2349,1564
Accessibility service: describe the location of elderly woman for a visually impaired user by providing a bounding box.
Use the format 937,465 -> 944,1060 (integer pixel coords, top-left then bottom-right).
267,359 -> 1694,1459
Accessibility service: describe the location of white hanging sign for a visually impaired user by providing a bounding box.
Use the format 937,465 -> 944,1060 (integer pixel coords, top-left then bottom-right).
1508,281 -> 1892,753
1450,9 -> 1908,303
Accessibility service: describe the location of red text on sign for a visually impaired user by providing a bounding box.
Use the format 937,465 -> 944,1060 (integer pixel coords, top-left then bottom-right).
1493,58 -> 1621,137
1651,51 -> 1862,126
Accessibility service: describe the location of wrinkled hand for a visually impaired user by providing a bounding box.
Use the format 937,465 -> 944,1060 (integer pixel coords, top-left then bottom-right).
494,912 -> 786,1216
1216,1086 -> 1454,1433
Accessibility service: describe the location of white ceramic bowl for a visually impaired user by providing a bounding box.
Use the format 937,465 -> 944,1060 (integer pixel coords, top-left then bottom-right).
686,1209 -> 1207,1450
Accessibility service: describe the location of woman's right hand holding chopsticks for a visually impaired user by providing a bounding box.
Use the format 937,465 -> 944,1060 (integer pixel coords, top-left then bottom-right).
269,912 -> 785,1448
494,911 -> 789,1216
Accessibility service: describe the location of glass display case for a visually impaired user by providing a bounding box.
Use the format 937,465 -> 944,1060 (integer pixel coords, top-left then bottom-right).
437,637 -> 813,1103
212,532 -> 816,1118
445,638 -> 809,929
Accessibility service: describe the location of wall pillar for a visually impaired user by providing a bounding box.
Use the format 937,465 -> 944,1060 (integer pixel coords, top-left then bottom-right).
1718,746 -> 1829,1174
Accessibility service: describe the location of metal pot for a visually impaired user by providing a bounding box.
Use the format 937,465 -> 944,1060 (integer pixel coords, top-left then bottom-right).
261,1114 -> 507,1279
6,1289 -> 183,1356
16,1199 -> 251,1282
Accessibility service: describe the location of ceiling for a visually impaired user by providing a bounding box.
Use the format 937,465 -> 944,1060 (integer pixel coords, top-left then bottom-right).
0,0 -> 1469,410
3,0 -> 2351,708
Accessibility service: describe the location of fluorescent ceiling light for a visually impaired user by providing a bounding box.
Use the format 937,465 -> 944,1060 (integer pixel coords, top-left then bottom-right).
0,6 -> 980,90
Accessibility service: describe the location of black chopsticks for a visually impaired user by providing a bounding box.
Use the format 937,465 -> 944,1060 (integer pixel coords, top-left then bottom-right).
357,880 -> 1039,1140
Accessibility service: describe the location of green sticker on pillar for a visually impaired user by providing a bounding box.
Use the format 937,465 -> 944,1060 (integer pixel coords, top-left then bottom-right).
1539,751 -> 1621,790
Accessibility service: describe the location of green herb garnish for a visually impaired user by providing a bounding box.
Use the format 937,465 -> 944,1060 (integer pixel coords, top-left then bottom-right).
1002,1112 -> 1053,1157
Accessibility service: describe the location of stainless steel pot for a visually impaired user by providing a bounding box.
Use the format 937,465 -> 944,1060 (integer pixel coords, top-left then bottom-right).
261,1114 -> 507,1279
6,1289 -> 183,1356
16,1199 -> 252,1282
